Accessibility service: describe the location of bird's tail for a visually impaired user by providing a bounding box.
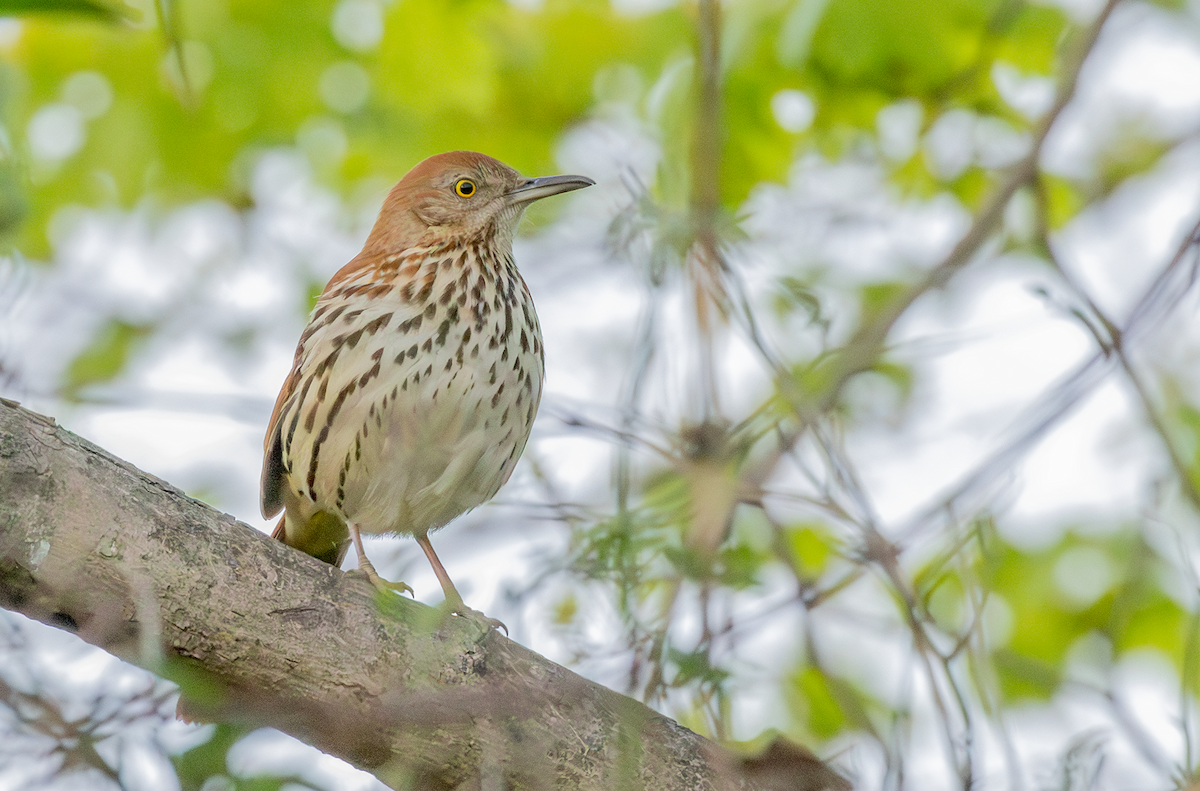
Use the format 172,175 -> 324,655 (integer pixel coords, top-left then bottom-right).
271,511 -> 351,567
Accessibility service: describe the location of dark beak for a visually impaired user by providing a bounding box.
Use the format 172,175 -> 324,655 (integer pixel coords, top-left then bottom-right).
506,174 -> 595,204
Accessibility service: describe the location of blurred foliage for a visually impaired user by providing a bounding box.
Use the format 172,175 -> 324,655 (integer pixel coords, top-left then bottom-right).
3,0 -> 1200,788
172,723 -> 322,791
62,317 -> 149,398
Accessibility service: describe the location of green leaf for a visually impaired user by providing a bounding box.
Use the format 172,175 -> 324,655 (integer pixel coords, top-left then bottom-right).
717,542 -> 768,589
859,280 -> 907,320
1041,175 -> 1084,229
784,522 -> 834,579
950,165 -> 991,209
993,647 -> 1061,700
63,319 -> 150,397
777,0 -> 835,68
1094,131 -> 1172,198
774,276 -> 826,326
669,647 -> 730,686
171,722 -> 246,791
789,666 -> 846,739
0,0 -> 137,21
994,5 -> 1069,74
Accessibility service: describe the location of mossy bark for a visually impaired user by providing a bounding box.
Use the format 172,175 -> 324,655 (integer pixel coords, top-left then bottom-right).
0,398 -> 846,791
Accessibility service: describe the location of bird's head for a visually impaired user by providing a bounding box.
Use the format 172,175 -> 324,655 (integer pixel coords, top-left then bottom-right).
362,151 -> 594,255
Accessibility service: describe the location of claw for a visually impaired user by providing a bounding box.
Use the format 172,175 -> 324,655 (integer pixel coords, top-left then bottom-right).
347,566 -> 413,596
442,597 -> 506,634
455,606 -> 507,635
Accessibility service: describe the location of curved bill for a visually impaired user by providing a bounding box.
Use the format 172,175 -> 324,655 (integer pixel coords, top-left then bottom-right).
506,174 -> 595,204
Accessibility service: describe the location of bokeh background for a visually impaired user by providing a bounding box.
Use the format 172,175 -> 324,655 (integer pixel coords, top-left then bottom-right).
3,0 -> 1200,788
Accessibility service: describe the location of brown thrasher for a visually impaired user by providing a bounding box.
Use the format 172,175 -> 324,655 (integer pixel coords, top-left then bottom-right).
261,151 -> 593,623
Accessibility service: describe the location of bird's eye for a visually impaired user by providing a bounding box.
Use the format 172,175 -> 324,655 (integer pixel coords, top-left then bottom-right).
454,179 -> 476,198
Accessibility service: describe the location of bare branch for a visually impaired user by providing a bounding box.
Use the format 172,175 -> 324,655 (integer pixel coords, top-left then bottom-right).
0,399 -> 850,791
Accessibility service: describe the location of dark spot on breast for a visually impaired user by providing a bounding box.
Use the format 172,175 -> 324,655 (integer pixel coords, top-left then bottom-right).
416,278 -> 435,304
285,405 -> 301,453
359,358 -> 381,387
315,344 -> 341,376
306,423 -> 331,497
366,313 -> 392,334
326,379 -> 357,427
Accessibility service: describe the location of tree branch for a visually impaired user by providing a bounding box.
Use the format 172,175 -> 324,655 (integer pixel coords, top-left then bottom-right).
0,399 -> 846,791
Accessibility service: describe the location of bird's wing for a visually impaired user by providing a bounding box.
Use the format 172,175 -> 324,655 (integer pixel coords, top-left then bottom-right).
261,352 -> 302,519
259,251 -> 396,520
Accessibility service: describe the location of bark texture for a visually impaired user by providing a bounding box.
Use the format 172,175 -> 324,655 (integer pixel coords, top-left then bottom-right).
0,399 -> 847,791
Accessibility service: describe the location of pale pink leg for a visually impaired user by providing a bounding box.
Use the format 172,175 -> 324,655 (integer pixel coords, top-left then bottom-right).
349,522 -> 412,595
416,533 -> 505,633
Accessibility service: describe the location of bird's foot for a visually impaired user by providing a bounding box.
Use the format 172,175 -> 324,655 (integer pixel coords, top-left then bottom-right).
445,599 -> 507,634
347,567 -> 414,596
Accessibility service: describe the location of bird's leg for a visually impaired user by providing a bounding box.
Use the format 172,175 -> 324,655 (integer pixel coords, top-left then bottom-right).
348,521 -> 413,595
415,533 -> 506,633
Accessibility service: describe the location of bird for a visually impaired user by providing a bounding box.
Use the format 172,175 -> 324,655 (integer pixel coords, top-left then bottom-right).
260,151 -> 593,625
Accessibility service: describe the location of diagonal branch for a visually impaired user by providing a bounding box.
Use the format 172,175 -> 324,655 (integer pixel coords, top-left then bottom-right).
818,0 -> 1122,413
0,399 -> 847,791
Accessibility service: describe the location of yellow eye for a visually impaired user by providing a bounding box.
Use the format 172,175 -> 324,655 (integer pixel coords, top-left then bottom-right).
454,178 -> 476,198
